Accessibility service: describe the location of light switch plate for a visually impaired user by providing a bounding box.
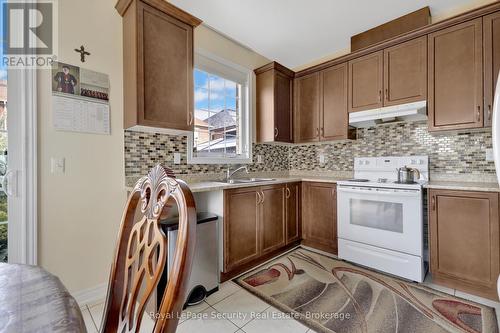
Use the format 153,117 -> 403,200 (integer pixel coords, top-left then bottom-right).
486,148 -> 494,162
173,153 -> 181,164
319,153 -> 326,164
51,157 -> 65,174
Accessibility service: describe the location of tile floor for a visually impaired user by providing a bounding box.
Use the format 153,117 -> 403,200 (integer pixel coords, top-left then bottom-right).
80,273 -> 500,332
80,280 -> 310,333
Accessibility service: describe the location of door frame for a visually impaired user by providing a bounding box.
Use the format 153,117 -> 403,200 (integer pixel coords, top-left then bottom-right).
7,67 -> 37,265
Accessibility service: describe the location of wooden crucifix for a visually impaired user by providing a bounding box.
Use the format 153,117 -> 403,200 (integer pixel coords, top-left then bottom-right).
74,45 -> 90,62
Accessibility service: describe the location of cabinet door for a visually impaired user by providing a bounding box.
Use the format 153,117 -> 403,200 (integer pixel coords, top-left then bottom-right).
348,51 -> 384,112
321,63 -> 350,141
429,189 -> 499,300
484,12 -> 500,127
286,182 -> 301,244
224,187 -> 260,272
384,36 -> 427,106
137,1 -> 194,130
255,69 -> 275,143
295,72 -> 320,142
260,185 -> 286,254
428,18 -> 483,131
275,72 -> 293,143
302,182 -> 337,253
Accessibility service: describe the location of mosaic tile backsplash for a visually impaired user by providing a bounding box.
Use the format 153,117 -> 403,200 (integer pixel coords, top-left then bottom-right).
290,121 -> 495,175
124,131 -> 289,177
124,121 -> 495,178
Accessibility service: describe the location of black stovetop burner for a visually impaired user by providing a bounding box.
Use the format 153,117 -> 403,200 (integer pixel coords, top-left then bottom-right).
347,179 -> 370,182
394,180 -> 418,185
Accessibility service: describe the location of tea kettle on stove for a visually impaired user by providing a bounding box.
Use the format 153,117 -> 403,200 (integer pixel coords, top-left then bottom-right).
396,166 -> 421,183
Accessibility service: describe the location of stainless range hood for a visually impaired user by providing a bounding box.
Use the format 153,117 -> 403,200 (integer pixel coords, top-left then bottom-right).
349,101 -> 427,128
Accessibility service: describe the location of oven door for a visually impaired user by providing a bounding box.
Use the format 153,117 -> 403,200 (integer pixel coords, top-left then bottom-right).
337,185 -> 422,256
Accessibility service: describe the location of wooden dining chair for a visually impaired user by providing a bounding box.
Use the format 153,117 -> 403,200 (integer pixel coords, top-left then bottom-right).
100,165 -> 197,333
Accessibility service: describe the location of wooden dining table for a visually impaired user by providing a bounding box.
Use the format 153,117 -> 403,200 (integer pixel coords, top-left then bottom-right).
0,263 -> 86,332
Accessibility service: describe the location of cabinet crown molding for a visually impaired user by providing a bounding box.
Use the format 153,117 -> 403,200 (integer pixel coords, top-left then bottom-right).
115,0 -> 202,27
254,61 -> 295,78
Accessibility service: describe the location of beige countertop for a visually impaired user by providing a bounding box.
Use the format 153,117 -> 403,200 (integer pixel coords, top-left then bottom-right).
126,174 -> 500,193
126,175 -> 352,193
424,181 -> 500,192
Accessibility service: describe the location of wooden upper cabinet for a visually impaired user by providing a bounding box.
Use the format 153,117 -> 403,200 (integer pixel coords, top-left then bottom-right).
383,36 -> 427,106
285,182 -> 301,245
321,63 -> 355,141
428,18 -> 483,131
260,185 -> 286,254
116,0 -> 201,131
348,51 -> 384,112
484,11 -> 500,127
294,72 -> 321,142
223,187 -> 260,272
429,189 -> 500,300
255,62 -> 294,143
302,182 -> 337,254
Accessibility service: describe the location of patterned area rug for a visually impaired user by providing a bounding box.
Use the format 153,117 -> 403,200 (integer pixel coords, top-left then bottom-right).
235,249 -> 498,333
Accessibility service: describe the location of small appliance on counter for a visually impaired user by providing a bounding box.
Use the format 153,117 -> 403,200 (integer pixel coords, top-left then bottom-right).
157,212 -> 219,308
336,156 -> 428,282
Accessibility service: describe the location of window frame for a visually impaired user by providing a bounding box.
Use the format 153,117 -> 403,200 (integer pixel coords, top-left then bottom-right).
187,49 -> 253,165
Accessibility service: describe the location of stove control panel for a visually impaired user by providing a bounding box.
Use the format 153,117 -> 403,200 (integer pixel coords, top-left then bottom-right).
353,156 -> 429,181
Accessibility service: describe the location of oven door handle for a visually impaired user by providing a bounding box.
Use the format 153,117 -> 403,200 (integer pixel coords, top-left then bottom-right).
337,187 -> 420,197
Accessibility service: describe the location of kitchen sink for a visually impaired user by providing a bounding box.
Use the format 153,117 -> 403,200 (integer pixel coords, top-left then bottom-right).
220,178 -> 276,184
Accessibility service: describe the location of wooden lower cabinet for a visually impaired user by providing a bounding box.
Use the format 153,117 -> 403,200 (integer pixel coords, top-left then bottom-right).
223,183 -> 301,279
260,185 -> 286,254
286,182 -> 302,244
302,182 -> 337,254
429,189 -> 500,300
223,187 -> 260,273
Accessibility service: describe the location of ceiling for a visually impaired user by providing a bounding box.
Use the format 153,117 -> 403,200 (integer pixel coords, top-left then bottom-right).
169,0 -> 484,69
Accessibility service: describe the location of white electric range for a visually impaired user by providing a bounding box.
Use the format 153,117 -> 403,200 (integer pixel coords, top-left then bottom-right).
336,155 -> 428,282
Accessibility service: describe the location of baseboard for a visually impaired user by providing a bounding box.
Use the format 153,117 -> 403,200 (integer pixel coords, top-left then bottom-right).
72,283 -> 108,307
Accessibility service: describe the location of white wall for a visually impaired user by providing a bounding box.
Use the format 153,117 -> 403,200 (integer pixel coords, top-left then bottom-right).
38,0 -> 126,292
37,1 -> 270,294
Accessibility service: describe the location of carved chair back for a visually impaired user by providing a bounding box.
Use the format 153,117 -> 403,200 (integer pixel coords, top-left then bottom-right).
100,165 -> 196,333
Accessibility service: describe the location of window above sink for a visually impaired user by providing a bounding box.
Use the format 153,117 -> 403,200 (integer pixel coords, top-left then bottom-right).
187,50 -> 253,165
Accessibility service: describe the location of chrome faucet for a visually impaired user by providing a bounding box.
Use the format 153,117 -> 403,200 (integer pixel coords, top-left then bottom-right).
226,165 -> 249,181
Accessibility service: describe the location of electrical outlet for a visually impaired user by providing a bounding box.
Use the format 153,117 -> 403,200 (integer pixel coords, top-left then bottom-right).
319,153 -> 326,164
257,155 -> 263,164
51,157 -> 65,174
173,153 -> 181,164
486,148 -> 494,162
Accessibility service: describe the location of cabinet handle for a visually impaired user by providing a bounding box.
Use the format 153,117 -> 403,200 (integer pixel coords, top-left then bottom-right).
488,105 -> 492,121
477,106 -> 481,122
256,192 -> 262,205
320,128 -> 324,137
379,90 -> 382,102
286,187 -> 291,199
274,127 -> 278,138
431,196 -> 436,211
188,112 -> 194,125
316,128 -> 319,137
261,191 -> 265,204
385,89 -> 388,101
